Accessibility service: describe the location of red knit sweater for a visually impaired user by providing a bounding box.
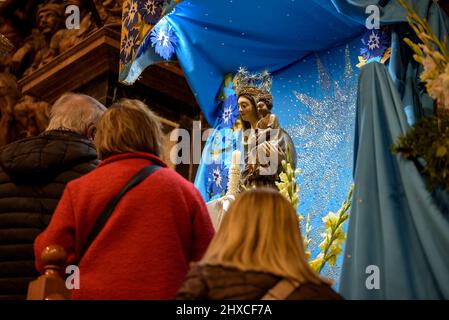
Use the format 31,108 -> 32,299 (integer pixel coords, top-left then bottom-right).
34,152 -> 214,300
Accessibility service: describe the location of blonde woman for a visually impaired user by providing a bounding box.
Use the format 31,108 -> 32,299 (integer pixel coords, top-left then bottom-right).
177,188 -> 342,300
34,99 -> 215,299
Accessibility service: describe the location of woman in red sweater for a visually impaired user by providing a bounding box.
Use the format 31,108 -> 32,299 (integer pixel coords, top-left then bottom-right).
34,99 -> 215,300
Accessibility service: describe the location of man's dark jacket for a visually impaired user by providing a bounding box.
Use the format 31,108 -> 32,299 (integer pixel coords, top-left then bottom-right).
0,130 -> 98,300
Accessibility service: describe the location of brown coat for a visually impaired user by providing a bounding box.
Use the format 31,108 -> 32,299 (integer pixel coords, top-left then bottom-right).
176,264 -> 343,300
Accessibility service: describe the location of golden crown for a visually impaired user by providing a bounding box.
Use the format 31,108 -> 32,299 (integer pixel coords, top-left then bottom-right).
233,67 -> 272,99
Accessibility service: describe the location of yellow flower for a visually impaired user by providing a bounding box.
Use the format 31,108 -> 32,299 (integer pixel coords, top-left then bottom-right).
422,55 -> 437,73
309,254 -> 324,271
356,56 -> 367,69
278,172 -> 288,183
328,255 -> 337,267
400,0 -> 449,115
322,211 -> 338,230
308,185 -> 353,273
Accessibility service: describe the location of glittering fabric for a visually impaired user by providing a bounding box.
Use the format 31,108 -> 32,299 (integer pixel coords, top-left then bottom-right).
272,42 -> 359,284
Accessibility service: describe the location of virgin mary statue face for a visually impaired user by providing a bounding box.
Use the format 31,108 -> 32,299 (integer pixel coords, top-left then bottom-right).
238,95 -> 258,124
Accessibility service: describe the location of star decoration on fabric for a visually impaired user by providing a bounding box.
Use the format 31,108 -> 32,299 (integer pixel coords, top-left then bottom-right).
138,0 -> 164,25
120,28 -> 140,64
150,19 -> 178,60
123,0 -> 140,29
368,31 -> 380,50
218,94 -> 238,128
206,163 -> 229,196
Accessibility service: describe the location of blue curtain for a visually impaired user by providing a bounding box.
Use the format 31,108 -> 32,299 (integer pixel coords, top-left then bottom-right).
333,0 -> 449,299
166,0 -> 364,124
333,0 -> 449,123
340,62 -> 449,299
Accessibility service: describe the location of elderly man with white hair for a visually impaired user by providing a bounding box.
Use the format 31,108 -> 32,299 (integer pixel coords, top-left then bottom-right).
0,93 -> 106,300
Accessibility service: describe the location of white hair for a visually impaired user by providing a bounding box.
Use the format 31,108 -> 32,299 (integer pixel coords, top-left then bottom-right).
46,93 -> 106,134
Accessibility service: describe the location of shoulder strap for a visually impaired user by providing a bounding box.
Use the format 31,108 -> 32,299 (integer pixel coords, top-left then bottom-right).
80,164 -> 162,258
261,279 -> 300,300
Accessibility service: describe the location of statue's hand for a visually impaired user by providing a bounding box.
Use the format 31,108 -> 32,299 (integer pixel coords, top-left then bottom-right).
206,194 -> 236,231
258,140 -> 279,158
220,195 -> 236,212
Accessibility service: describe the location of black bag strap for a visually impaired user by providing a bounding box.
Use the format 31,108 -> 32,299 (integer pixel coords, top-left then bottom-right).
80,164 -> 162,258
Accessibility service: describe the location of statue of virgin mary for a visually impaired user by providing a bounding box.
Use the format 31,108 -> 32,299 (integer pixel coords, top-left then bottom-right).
233,68 -> 297,190
206,68 -> 297,230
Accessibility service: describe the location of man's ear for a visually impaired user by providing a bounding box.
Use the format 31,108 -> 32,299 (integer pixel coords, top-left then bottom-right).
86,124 -> 97,141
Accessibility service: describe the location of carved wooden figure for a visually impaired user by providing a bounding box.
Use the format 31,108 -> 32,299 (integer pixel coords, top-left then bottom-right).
11,3 -> 64,77
13,95 -> 50,140
0,73 -> 21,146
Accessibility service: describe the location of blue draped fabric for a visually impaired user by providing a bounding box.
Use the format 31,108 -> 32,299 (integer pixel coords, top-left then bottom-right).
332,0 -> 441,25
332,0 -> 449,299
333,0 -> 449,123
165,0 -> 364,124
340,62 -> 449,299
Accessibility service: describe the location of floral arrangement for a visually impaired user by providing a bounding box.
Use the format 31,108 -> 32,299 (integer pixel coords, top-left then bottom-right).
392,116 -> 449,189
276,159 -> 300,211
398,0 -> 449,114
392,0 -> 449,190
275,154 -> 311,259
303,214 -> 312,260
309,185 -> 353,273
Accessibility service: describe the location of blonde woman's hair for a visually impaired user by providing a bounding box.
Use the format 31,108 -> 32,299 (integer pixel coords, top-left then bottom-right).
95,99 -> 163,160
201,188 -> 331,285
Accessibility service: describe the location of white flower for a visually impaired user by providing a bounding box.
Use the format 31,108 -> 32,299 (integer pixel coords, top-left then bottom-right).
156,29 -> 169,47
222,106 -> 233,124
213,168 -> 223,188
322,211 -> 338,229
368,31 -> 380,50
